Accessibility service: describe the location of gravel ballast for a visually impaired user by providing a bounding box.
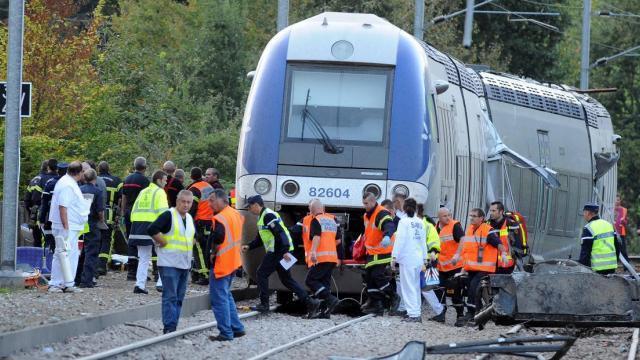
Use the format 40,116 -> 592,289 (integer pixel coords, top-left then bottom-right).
0,270 -> 247,333
6,303 -> 633,360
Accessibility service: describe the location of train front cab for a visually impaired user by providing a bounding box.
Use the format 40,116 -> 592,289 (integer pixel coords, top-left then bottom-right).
235,13 -> 436,297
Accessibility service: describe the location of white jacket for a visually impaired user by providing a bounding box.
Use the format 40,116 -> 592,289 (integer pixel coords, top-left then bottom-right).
392,215 -> 428,267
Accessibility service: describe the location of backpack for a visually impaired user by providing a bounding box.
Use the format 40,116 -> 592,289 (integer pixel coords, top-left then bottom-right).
505,210 -> 528,255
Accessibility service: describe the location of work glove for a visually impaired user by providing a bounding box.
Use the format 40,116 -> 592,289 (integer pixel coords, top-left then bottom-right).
380,235 -> 391,247
501,252 -> 508,265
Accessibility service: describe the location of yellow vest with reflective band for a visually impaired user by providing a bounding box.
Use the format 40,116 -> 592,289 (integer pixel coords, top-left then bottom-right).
104,182 -> 122,224
157,208 -> 195,269
586,219 -> 617,271
257,208 -> 294,252
131,183 -> 168,223
423,218 -> 441,253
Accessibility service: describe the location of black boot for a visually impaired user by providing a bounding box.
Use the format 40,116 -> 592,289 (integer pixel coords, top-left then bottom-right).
250,302 -> 270,313
126,259 -> 138,281
362,300 -> 384,316
430,306 -> 446,323
306,297 -> 322,319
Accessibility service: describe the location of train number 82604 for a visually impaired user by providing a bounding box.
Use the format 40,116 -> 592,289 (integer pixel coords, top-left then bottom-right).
308,187 -> 350,199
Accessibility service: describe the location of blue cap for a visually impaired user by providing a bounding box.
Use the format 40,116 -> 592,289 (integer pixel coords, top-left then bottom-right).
247,195 -> 264,206
583,203 -> 599,213
57,162 -> 69,170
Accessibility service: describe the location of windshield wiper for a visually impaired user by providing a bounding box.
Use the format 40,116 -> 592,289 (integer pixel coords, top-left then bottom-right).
300,88 -> 344,154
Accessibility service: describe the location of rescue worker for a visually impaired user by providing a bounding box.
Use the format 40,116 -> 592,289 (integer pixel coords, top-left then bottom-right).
615,195 -> 630,262
163,161 -> 184,208
205,168 -> 224,189
433,207 -> 465,324
187,167 -> 215,285
121,157 -> 150,280
78,169 -> 105,288
39,162 -> 68,252
454,208 -> 502,326
24,160 -> 48,247
488,201 -> 522,274
148,190 -> 195,334
242,195 -> 321,317
229,187 -> 237,209
129,170 -> 169,294
97,161 -> 122,275
207,190 -> 245,341
579,203 -> 619,275
391,198 -> 428,322
361,192 -> 400,316
303,199 -> 340,318
417,205 -> 443,322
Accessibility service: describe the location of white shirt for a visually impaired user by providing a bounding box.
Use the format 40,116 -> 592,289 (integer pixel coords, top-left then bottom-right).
49,174 -> 90,231
392,215 -> 428,267
395,209 -> 407,219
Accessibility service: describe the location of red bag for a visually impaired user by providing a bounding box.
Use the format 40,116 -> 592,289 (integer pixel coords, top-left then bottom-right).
352,235 -> 366,262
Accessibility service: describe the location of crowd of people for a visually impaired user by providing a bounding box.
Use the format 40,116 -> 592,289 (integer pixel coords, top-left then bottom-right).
22,156 -> 628,339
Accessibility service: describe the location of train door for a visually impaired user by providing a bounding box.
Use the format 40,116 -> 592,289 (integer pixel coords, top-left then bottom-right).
436,97 -> 456,211
532,130 -> 552,255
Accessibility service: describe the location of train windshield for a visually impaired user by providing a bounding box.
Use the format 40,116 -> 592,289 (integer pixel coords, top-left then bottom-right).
284,65 -> 392,146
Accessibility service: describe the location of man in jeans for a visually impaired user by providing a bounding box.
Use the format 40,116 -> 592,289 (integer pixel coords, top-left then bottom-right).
48,161 -> 89,293
207,189 -> 245,341
148,190 -> 195,334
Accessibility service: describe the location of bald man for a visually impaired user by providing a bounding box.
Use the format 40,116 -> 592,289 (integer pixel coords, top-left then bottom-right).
434,207 -> 466,325
163,161 -> 184,208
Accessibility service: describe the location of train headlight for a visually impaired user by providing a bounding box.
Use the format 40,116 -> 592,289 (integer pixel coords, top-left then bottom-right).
281,180 -> 300,197
363,184 -> 382,199
392,184 -> 410,197
254,178 -> 271,195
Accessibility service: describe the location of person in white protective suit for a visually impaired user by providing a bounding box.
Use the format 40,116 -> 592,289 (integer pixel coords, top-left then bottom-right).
391,198 -> 429,322
48,161 -> 90,293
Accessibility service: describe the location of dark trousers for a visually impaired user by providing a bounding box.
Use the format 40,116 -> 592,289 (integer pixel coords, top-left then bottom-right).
192,221 -> 211,280
77,223 -> 100,286
496,265 -> 514,275
125,210 -> 138,276
596,268 -> 616,275
305,262 -> 335,299
434,268 -> 464,316
620,235 -> 630,262
257,251 -> 308,305
98,227 -> 113,270
43,222 -> 55,252
465,271 -> 488,313
365,261 -> 395,304
32,224 -> 43,248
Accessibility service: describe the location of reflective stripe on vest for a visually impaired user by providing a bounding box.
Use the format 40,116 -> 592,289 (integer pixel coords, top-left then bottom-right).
301,214 -> 313,265
213,206 -> 243,279
461,223 -> 497,273
257,208 -> 294,252
586,219 -> 617,271
423,219 -> 441,253
364,205 -> 393,255
130,184 -> 168,223
157,208 -> 195,269
437,220 -> 462,272
495,221 -> 514,268
311,213 -> 338,265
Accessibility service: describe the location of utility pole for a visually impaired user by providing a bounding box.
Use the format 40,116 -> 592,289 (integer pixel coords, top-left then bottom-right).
580,0 -> 591,89
0,0 -> 25,286
277,0 -> 289,32
463,0 -> 475,48
414,0 -> 425,41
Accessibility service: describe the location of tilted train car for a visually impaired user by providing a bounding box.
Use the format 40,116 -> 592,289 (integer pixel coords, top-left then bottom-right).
235,13 -> 619,298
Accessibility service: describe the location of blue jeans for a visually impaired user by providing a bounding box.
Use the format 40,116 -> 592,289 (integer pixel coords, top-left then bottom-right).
159,266 -> 189,332
209,271 -> 244,339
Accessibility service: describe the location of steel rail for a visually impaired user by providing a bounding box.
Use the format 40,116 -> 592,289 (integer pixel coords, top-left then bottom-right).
628,328 -> 639,360
79,306 -> 276,360
247,314 -> 375,360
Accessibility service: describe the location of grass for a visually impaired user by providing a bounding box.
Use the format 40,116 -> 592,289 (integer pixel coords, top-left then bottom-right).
0,287 -> 11,295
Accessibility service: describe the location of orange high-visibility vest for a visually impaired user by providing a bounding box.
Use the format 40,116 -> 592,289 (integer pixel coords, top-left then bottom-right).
496,220 -> 515,269
312,213 -> 339,265
301,214 -> 314,266
461,223 -> 497,273
188,180 -> 214,221
437,220 -> 463,272
212,206 -> 243,279
364,205 -> 394,255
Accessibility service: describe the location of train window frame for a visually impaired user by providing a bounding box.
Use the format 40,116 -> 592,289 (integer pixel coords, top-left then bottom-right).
281,63 -> 394,148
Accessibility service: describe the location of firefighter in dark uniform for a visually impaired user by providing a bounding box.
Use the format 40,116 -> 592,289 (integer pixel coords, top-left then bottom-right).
579,203 -> 620,275
361,192 -> 400,316
163,161 -> 184,208
121,157 -> 150,280
97,161 -> 122,275
39,162 -> 68,252
24,160 -> 48,247
187,167 -> 214,285
488,201 -> 523,274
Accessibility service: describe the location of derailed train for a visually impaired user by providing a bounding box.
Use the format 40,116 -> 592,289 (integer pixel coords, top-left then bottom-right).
235,13 -> 620,298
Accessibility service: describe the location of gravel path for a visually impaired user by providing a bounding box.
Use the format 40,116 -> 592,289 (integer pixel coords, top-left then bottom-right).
0,270 -> 247,333
5,300 -> 634,359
